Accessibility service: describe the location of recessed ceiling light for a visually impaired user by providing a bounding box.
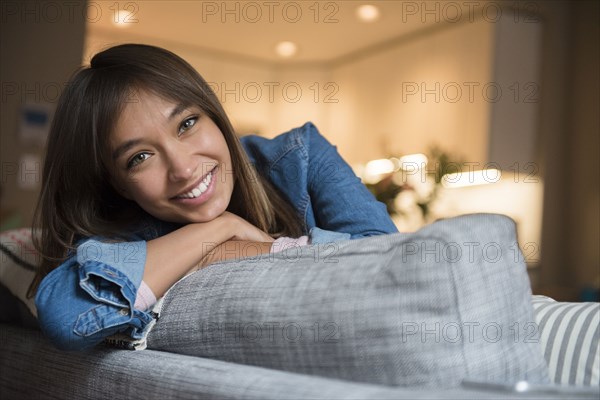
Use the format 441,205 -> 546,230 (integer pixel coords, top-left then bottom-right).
356,4 -> 380,22
275,41 -> 298,58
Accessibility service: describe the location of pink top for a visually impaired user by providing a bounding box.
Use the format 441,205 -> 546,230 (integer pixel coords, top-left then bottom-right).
133,280 -> 157,311
270,235 -> 310,253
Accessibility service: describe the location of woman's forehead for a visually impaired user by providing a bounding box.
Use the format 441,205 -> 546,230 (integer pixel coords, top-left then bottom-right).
117,89 -> 194,126
124,87 -> 174,108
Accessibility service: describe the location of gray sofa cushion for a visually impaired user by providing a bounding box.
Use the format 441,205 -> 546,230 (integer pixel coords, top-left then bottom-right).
147,213 -> 550,387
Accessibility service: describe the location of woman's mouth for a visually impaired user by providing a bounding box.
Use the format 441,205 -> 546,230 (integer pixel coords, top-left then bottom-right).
171,165 -> 217,203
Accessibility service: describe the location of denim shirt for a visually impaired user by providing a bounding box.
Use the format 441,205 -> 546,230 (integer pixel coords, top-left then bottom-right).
35,122 -> 398,351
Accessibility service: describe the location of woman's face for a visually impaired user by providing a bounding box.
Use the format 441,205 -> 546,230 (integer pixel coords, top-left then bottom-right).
109,89 -> 235,224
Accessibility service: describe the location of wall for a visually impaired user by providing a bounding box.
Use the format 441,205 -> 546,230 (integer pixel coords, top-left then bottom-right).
0,0 -> 87,228
535,0 -> 600,300
327,17 -> 494,165
564,0 -> 599,296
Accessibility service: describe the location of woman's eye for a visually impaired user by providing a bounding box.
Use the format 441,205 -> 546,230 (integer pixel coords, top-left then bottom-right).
127,153 -> 150,170
178,116 -> 198,135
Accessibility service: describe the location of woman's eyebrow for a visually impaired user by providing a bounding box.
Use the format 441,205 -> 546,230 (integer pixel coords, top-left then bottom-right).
112,103 -> 189,161
112,138 -> 143,162
168,103 -> 188,120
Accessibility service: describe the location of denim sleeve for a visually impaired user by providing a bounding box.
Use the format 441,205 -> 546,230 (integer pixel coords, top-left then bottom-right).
35,237 -> 154,351
305,122 -> 399,239
308,227 -> 351,244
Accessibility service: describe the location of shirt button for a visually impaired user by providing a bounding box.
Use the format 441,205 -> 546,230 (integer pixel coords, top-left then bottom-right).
119,308 -> 129,316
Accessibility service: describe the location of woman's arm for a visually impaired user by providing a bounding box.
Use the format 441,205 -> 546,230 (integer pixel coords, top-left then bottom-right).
188,234 -> 312,273
144,216 -> 232,298
145,212 -> 274,297
305,123 -> 398,238
35,212 -> 273,351
240,123 -> 396,241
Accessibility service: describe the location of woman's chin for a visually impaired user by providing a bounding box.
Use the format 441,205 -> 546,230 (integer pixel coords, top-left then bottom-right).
179,207 -> 228,224
148,197 -> 230,224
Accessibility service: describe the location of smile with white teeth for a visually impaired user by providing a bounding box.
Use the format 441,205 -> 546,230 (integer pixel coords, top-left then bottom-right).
175,169 -> 213,199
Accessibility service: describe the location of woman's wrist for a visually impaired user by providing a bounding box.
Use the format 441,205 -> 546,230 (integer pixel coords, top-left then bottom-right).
144,217 -> 233,298
219,211 -> 274,243
217,211 -> 238,241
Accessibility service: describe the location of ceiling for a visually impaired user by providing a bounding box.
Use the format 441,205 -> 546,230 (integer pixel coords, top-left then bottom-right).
86,1 -> 486,65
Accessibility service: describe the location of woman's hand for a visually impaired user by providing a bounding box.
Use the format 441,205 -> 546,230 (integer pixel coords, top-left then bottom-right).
220,211 -> 275,243
183,212 -> 275,274
145,212 -> 273,296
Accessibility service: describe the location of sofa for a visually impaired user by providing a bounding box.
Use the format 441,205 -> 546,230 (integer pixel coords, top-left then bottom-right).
1,214 -> 598,399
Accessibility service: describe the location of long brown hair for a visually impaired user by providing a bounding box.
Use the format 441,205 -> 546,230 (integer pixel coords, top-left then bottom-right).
27,44 -> 305,299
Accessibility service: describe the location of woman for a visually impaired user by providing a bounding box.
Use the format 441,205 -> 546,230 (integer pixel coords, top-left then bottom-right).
29,44 -> 398,350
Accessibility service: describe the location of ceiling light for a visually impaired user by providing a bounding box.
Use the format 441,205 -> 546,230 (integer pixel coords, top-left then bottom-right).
275,41 -> 298,58
356,5 -> 380,22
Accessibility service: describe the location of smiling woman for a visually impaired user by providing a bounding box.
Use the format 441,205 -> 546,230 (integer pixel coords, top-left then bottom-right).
27,44 -> 398,351
109,90 -> 235,224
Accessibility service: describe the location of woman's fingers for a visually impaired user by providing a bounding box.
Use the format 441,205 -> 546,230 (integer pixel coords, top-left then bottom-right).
221,211 -> 274,243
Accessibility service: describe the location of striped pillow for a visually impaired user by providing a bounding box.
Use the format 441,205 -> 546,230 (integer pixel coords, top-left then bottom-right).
532,294 -> 600,386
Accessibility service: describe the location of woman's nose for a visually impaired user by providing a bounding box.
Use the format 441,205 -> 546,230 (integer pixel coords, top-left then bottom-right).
166,151 -> 195,182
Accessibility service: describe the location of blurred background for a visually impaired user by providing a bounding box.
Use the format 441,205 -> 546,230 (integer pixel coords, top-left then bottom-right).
1,0 -> 598,301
